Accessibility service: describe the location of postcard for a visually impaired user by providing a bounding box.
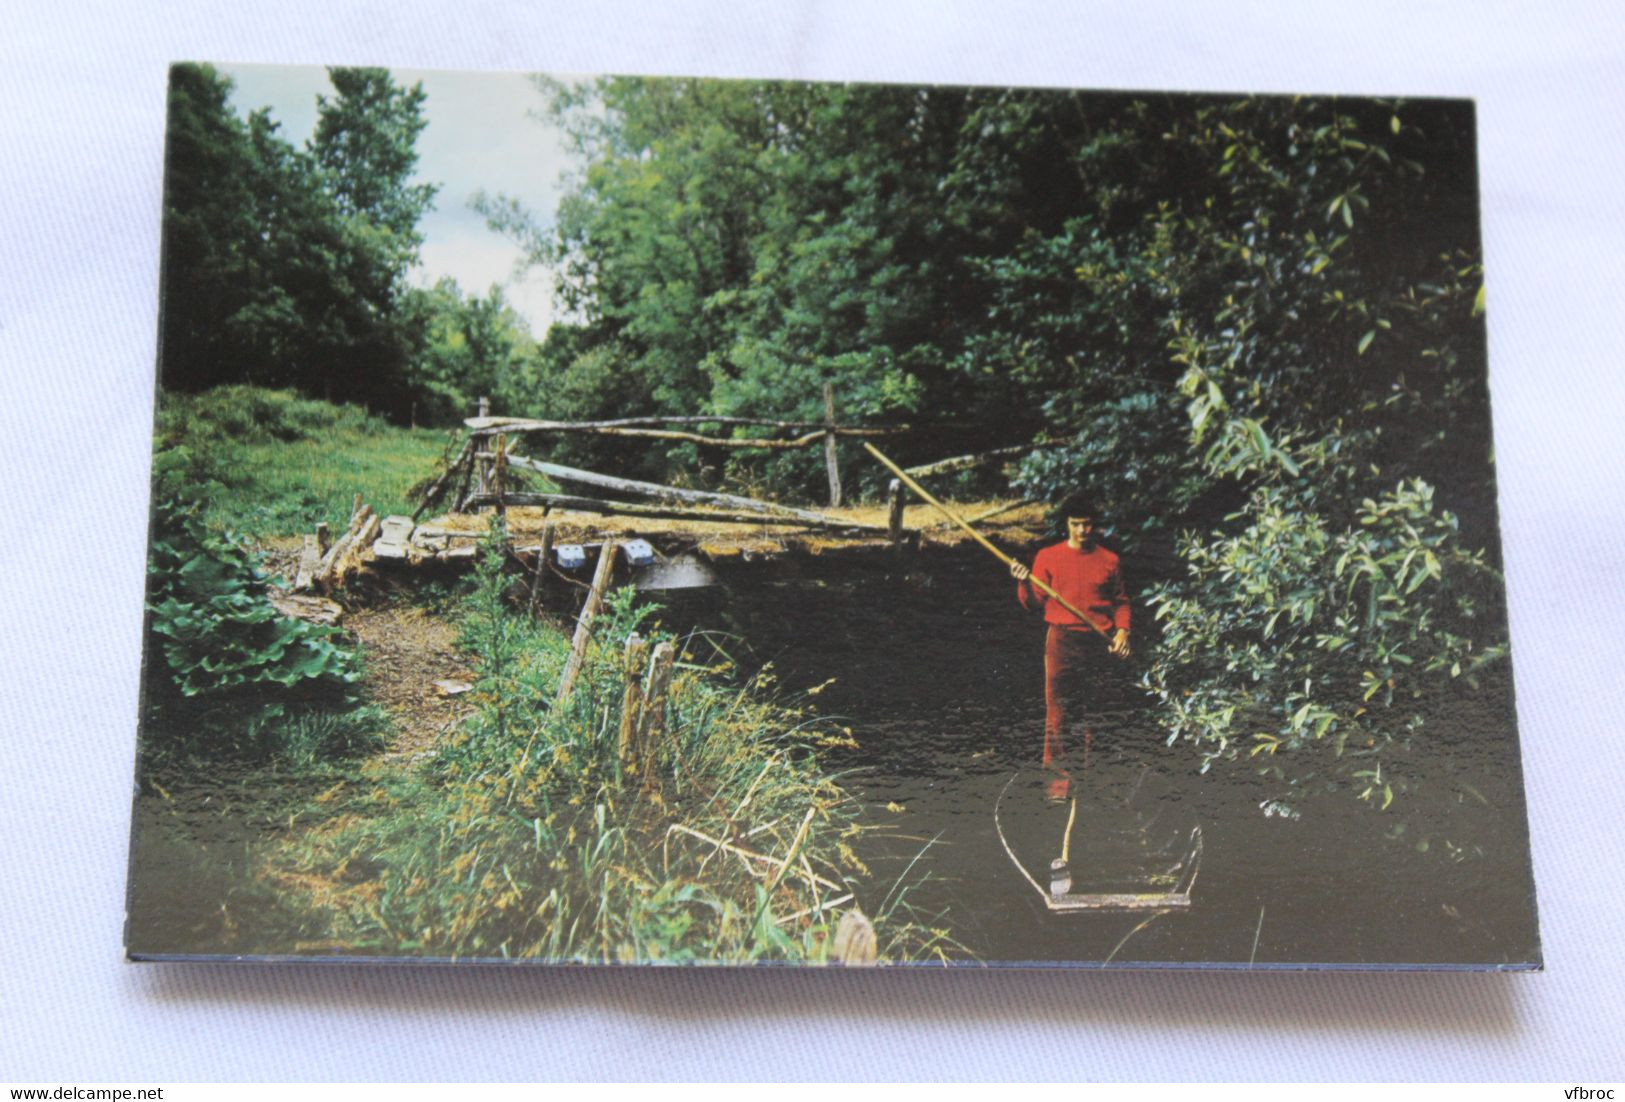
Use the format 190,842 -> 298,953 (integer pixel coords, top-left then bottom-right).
127,64 -> 1540,968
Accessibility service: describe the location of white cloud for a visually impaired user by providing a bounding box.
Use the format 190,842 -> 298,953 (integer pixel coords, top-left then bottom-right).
413,226 -> 556,334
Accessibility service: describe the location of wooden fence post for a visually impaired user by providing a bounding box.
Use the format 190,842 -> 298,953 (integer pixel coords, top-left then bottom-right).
832,908 -> 878,965
492,433 -> 507,518
294,534 -> 320,591
453,443 -> 476,513
822,381 -> 842,509
638,641 -> 677,782
475,433 -> 490,502
555,541 -> 618,705
617,633 -> 649,765
887,478 -> 905,544
475,398 -> 493,504
528,522 -> 553,617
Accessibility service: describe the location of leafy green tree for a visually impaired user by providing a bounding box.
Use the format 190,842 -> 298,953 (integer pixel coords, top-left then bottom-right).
313,68 -> 438,275
1142,476 -> 1507,845
400,278 -> 541,425
156,64 -> 437,419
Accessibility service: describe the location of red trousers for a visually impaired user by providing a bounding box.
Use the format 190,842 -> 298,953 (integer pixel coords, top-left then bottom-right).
1043,625 -> 1105,771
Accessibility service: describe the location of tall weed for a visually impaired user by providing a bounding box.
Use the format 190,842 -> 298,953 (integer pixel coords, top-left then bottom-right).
141,490 -> 382,766
266,535 -> 933,962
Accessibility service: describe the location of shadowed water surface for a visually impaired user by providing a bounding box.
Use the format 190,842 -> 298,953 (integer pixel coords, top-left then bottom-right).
661,545 -> 1540,968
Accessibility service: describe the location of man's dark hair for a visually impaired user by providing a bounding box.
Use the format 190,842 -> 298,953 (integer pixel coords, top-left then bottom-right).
1055,492 -> 1099,522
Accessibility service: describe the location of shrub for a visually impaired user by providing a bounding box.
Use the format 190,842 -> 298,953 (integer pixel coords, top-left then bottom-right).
142,491 -> 370,763
156,385 -> 383,448
1142,479 -> 1507,834
264,532 -> 944,962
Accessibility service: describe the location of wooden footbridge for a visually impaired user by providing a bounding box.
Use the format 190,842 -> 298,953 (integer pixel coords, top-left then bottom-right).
287,397 -> 1053,597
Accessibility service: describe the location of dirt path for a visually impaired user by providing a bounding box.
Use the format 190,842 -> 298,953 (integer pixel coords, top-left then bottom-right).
345,604 -> 476,762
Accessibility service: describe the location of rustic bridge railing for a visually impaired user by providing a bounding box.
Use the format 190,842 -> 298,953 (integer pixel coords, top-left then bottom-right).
413,395 -> 1059,545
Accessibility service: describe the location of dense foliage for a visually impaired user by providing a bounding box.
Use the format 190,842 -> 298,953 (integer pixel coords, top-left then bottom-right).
160,65 -> 442,419
142,484 -> 380,765
474,84 -> 1488,511
474,80 -> 1507,832
1143,481 -> 1508,837
157,72 -> 1512,835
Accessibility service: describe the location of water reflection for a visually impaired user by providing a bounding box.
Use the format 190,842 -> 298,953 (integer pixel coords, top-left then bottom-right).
655,546 -> 1539,968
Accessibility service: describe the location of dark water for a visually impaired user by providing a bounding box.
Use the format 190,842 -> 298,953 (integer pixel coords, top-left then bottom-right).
652,546 -> 1542,969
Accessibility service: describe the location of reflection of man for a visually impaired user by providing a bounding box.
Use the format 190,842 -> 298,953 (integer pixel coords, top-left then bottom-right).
1009,494 -> 1132,801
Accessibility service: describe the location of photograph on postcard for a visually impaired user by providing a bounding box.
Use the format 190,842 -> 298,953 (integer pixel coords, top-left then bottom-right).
126,64 -> 1540,968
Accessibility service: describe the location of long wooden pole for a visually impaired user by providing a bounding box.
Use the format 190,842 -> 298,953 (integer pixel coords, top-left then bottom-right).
502,454 -> 887,531
556,541 -> 618,705
460,491 -> 867,529
862,442 -> 1109,639
466,414 -> 910,434
822,381 -> 842,508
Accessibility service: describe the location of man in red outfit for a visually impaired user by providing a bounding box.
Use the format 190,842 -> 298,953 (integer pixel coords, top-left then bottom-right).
1010,493 -> 1132,800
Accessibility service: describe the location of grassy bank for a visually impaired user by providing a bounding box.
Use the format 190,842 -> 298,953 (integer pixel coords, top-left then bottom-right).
256,537 -> 944,963
137,387 -> 944,963
155,385 -> 454,537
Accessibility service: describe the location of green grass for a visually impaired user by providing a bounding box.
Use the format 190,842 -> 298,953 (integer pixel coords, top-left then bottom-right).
155,385 -> 457,537
260,538 -> 956,963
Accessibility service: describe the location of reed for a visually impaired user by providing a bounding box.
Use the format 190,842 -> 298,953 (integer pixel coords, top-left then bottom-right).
264,532 -> 946,963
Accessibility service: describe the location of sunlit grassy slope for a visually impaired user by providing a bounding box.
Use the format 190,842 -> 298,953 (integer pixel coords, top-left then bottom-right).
155,386 -> 455,537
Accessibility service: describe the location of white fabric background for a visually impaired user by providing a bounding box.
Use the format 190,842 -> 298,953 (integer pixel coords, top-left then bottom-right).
2,0 -> 1622,1082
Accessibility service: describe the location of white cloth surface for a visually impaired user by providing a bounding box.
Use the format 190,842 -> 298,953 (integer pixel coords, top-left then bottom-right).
1,0 -> 1622,1083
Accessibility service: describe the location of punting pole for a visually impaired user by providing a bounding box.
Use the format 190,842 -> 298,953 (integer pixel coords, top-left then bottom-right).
861,442 -> 1109,640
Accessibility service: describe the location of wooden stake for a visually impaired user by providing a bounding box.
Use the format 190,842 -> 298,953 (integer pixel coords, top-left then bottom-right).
887,478 -> 905,543
492,433 -> 507,518
293,534 -> 320,592
413,438 -> 474,520
863,442 -> 1109,638
528,522 -> 553,617
638,641 -> 677,780
832,909 -> 878,966
617,633 -> 649,765
473,399 -> 494,506
475,432 -> 490,502
555,541 -> 618,705
823,381 -> 842,508
453,443 -> 476,513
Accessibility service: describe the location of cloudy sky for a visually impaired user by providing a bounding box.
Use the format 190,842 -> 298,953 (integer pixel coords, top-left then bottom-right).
222,64 -> 584,334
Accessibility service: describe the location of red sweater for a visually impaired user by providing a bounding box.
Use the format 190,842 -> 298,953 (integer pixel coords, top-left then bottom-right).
1017,541 -> 1131,634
